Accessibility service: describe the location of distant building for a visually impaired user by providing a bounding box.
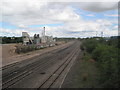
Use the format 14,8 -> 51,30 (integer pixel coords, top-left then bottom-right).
34,34 -> 40,44
41,27 -> 46,43
22,32 -> 33,45
46,36 -> 55,46
22,27 -> 55,46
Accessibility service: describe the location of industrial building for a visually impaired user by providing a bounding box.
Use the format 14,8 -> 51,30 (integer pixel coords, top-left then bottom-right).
22,32 -> 33,45
22,27 -> 56,47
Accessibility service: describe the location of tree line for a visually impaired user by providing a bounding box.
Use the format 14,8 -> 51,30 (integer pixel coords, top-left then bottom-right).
1,36 -> 22,44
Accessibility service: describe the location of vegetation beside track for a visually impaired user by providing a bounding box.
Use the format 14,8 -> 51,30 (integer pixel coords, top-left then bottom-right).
81,37 -> 119,88
62,50 -> 100,88
62,36 -> 119,88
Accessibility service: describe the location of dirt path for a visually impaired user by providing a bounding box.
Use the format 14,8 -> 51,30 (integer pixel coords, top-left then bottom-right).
2,42 -> 72,67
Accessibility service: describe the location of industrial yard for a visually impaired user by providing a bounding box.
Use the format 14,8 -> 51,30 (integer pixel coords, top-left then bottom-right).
1,27 -> 66,66
2,41 -> 68,67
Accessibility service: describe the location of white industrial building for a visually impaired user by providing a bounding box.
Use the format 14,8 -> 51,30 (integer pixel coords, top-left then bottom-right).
22,27 -> 55,46
22,32 -> 33,45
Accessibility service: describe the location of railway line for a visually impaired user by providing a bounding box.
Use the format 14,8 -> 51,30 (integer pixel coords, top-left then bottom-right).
39,46 -> 79,89
2,41 -> 80,89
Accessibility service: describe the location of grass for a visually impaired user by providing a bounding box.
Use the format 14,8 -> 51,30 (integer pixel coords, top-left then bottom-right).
75,59 -> 100,88
62,53 -> 101,88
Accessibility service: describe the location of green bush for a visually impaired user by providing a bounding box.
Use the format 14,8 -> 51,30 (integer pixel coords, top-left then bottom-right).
82,39 -> 98,53
82,52 -> 91,61
80,44 -> 84,51
81,37 -> 119,88
92,44 -> 118,87
92,44 -> 117,61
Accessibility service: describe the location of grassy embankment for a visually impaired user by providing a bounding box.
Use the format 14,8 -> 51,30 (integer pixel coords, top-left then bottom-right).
62,37 -> 119,88
80,37 -> 119,88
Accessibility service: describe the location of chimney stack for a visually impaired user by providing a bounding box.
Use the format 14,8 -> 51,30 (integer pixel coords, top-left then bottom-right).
43,27 -> 45,36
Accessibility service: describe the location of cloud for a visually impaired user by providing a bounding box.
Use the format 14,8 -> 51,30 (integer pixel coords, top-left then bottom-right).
0,1 -> 118,37
1,19 -> 118,37
1,1 -> 118,25
42,19 -> 117,37
86,14 -> 94,17
96,19 -> 113,26
1,1 -> 81,26
103,29 -> 118,37
0,28 -> 26,36
18,24 -> 29,29
104,14 -> 119,17
72,2 -> 118,12
0,28 -> 37,37
113,25 -> 118,29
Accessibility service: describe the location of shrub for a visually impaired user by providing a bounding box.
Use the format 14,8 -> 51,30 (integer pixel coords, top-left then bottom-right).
15,45 -> 41,54
82,52 -> 91,61
81,37 -> 119,88
83,39 -> 98,53
80,44 -> 84,51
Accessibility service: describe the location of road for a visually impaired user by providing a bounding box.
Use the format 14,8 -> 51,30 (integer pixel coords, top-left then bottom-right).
2,41 -> 80,89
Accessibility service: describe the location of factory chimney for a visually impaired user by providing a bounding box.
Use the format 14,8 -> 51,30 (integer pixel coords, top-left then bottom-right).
43,27 -> 45,37
42,27 -> 45,37
41,27 -> 46,43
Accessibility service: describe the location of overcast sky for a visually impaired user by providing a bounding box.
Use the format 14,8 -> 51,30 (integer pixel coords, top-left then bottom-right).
0,0 -> 119,38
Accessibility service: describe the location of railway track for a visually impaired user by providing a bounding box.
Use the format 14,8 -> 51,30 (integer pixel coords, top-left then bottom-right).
2,42 -> 74,80
2,42 -> 72,71
38,44 -> 80,89
2,56 -> 60,88
2,41 -> 80,89
1,41 -> 74,71
2,41 -> 79,88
